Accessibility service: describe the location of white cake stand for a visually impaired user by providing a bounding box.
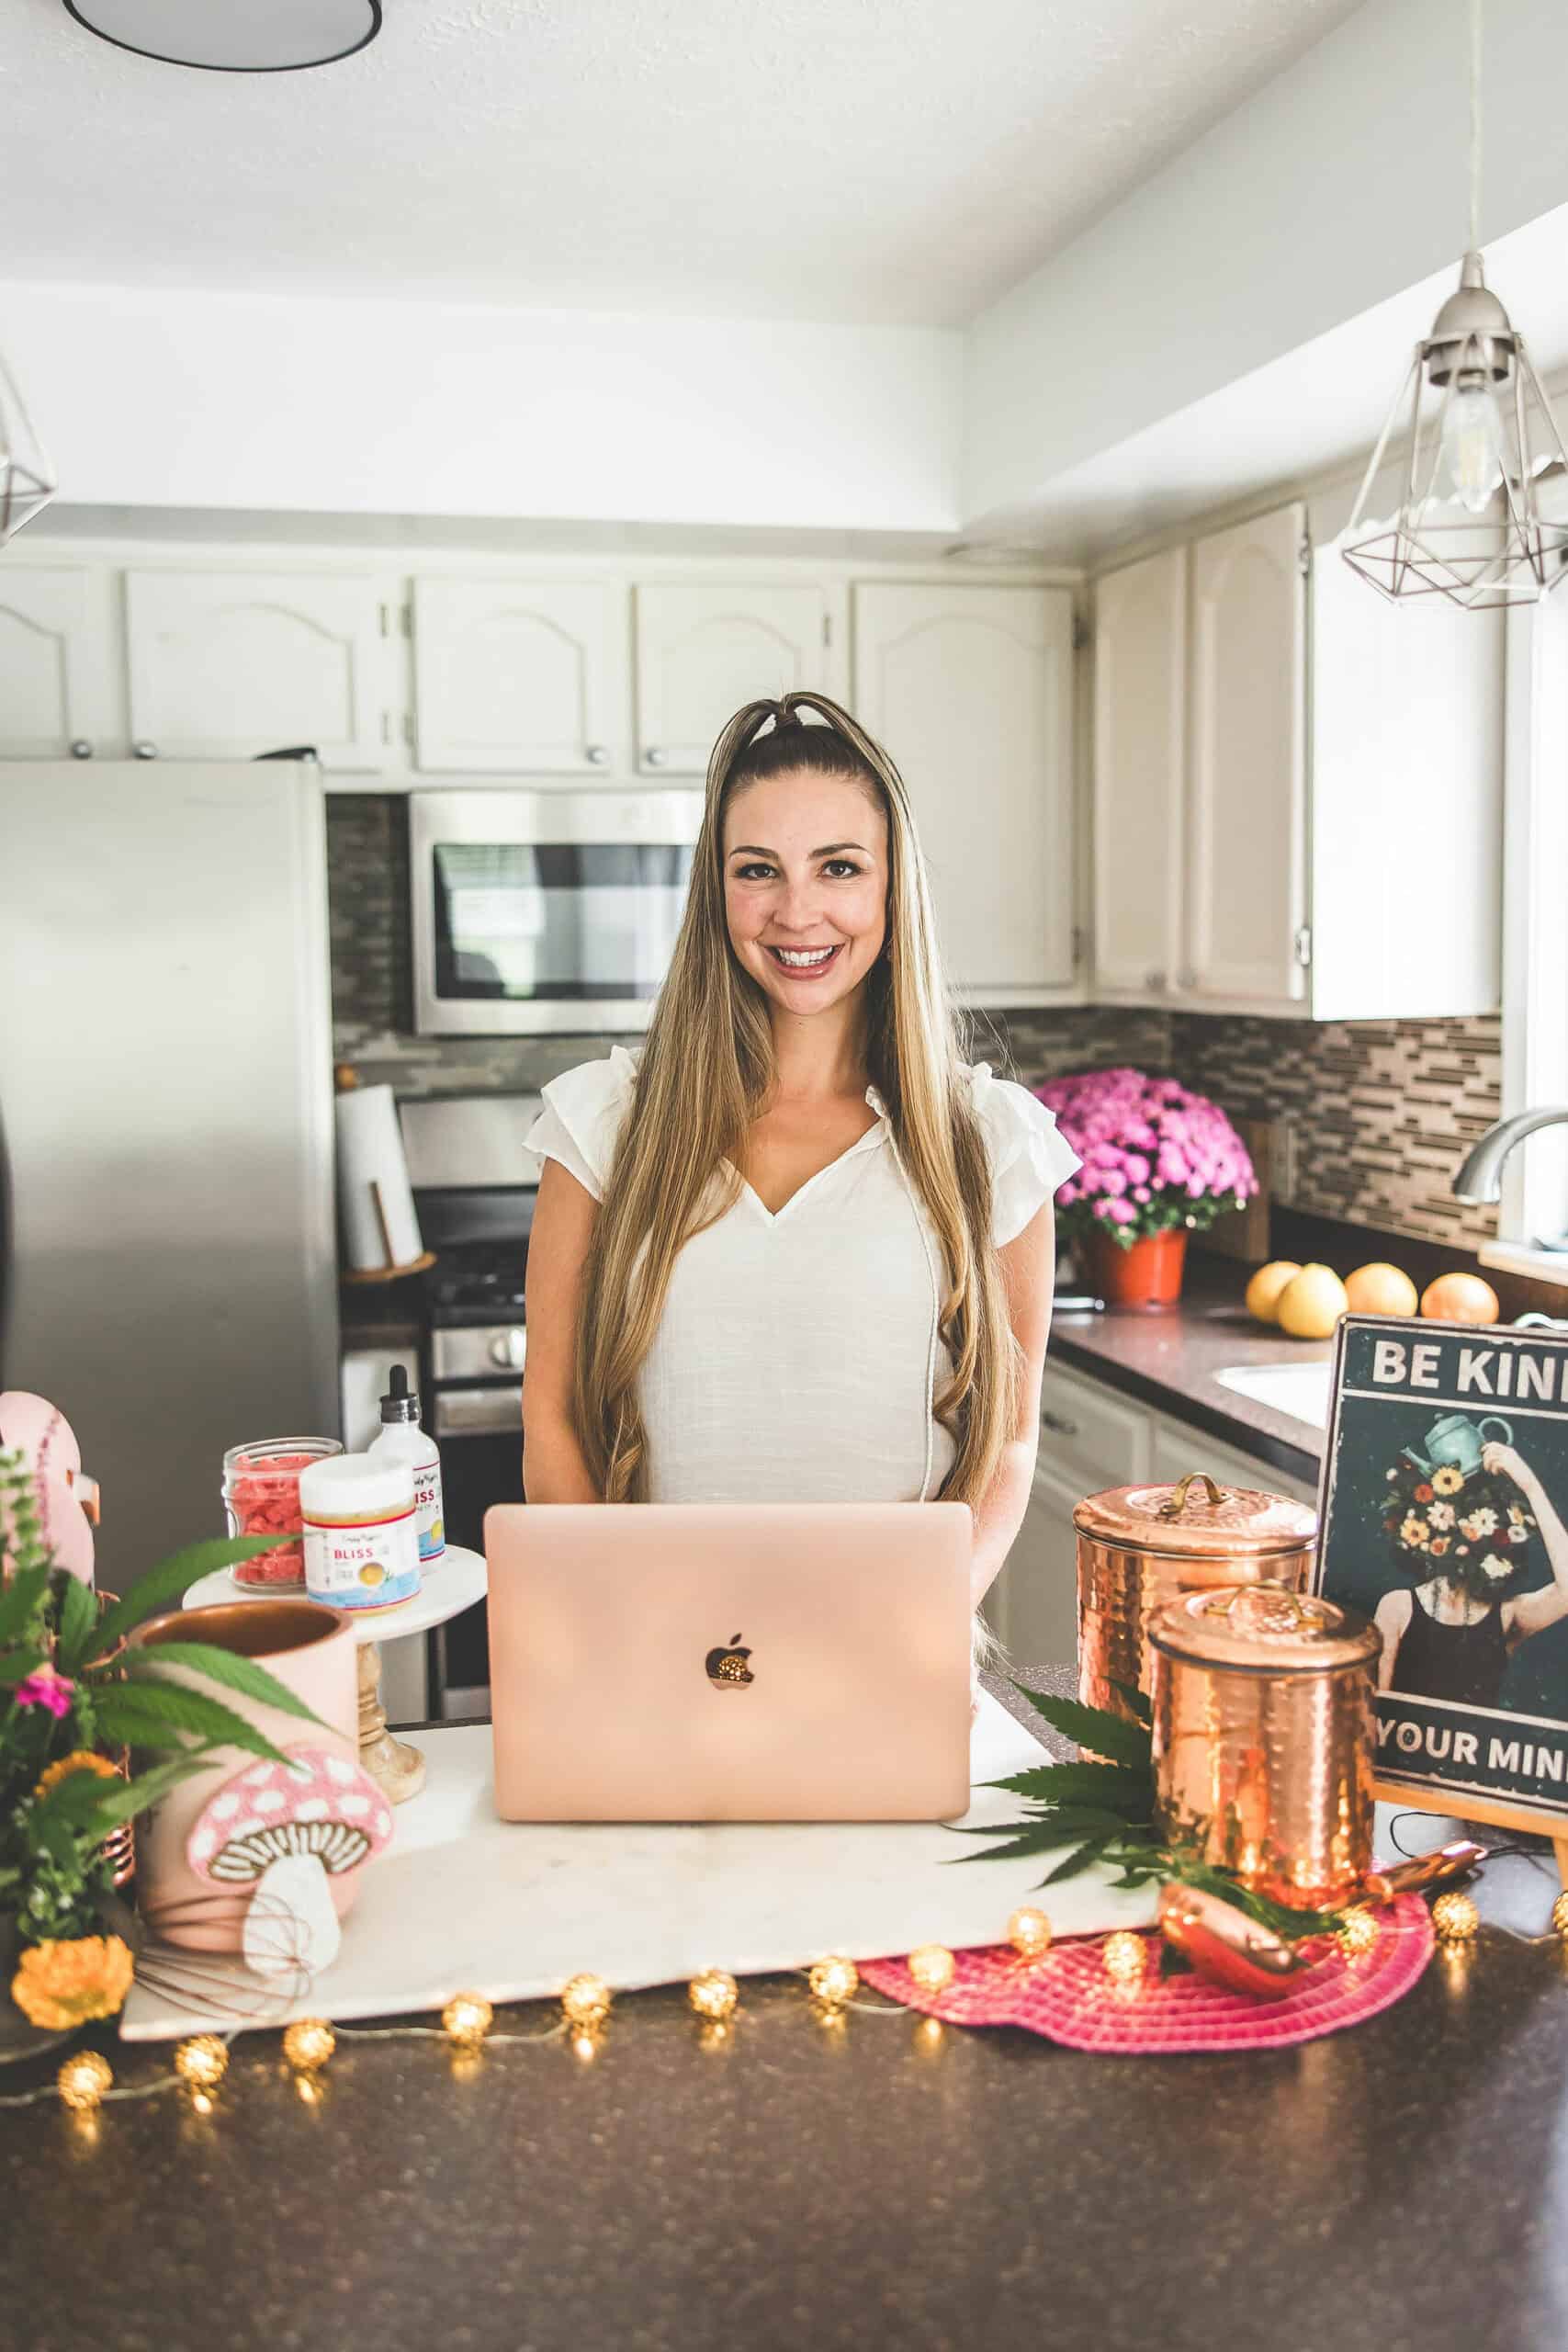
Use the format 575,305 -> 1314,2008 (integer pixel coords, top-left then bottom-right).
182,1545 -> 487,1805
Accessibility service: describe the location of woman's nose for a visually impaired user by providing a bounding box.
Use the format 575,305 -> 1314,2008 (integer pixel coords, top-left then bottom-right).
776,878 -> 824,930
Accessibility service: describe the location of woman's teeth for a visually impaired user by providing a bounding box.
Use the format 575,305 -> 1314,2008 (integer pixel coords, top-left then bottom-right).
768,944 -> 840,971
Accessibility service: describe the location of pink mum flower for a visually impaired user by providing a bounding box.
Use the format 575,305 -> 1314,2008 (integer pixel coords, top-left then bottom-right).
1033,1066 -> 1257,1252
15,1667 -> 74,1718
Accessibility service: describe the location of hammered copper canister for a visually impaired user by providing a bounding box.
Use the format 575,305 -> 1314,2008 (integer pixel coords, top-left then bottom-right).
1075,1472 -> 1318,1721
1148,1584 -> 1381,1910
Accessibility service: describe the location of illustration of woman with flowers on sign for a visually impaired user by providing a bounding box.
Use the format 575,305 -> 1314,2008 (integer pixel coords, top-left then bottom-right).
1374,1441 -> 1568,1707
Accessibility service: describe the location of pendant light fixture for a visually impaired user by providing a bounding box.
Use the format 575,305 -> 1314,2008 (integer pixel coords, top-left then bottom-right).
0,349 -> 58,548
1343,0 -> 1568,609
62,2 -> 381,74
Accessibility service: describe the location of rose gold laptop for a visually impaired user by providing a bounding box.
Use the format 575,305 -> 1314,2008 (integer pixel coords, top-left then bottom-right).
485,1502 -> 974,1822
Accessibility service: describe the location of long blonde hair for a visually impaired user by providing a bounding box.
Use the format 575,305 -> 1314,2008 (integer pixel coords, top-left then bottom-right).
572,689 -> 1021,1507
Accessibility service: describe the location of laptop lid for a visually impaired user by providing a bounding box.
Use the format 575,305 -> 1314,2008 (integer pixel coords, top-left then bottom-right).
486,1501 -> 974,1823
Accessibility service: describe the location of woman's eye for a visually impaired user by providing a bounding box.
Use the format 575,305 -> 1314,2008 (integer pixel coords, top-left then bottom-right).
824,860 -> 863,879
733,862 -> 774,882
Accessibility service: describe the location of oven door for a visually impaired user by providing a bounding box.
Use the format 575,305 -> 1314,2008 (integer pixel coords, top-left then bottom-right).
411,789 -> 702,1036
427,1378 -> 524,1718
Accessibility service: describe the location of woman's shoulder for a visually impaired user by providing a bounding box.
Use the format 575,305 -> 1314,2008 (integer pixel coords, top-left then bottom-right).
957,1061 -> 1083,1246
525,1046 -> 641,1200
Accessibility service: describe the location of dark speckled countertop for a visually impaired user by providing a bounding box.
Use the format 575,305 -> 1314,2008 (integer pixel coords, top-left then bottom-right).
5,1668 -> 1567,2352
1050,1259 -> 1331,1487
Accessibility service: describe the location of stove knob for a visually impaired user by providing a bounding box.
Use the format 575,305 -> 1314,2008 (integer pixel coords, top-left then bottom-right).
490,1328 -> 527,1370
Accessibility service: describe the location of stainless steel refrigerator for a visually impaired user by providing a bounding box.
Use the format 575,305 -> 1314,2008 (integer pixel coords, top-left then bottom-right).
0,761 -> 340,1589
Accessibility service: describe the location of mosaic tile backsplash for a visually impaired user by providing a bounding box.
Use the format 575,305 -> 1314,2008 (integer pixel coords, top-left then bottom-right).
328,797 -> 1501,1251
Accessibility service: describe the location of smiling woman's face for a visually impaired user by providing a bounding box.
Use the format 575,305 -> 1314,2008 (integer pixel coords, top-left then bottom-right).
721,767 -> 888,1017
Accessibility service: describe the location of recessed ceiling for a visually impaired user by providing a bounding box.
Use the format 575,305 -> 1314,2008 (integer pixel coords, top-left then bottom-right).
11,0 -> 1366,326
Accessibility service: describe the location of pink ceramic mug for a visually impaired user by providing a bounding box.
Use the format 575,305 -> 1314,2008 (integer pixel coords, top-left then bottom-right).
129,1600 -> 359,1953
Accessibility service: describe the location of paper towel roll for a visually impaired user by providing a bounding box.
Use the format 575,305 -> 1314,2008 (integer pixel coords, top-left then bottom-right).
335,1085 -> 424,1273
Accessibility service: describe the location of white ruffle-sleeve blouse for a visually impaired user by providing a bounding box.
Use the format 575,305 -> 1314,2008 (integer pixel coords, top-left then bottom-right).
525,1048 -> 1080,1507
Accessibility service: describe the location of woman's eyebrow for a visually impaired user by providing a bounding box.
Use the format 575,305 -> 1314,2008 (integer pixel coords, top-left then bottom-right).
727,842 -> 870,859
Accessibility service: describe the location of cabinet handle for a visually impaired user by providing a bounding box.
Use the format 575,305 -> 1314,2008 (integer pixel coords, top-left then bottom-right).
644,746 -> 668,767
1042,1408 -> 1079,1439
132,741 -> 158,761
1177,967 -> 1197,991
584,743 -> 610,766
69,740 -> 94,760
1145,968 -> 1167,993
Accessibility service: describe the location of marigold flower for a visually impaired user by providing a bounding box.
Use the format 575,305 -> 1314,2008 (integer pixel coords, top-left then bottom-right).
1399,1514 -> 1431,1548
1414,1482 -> 1434,1503
11,1936 -> 135,2030
1432,1466 -> 1464,1497
1430,1536 -> 1450,1555
33,1750 -> 118,1802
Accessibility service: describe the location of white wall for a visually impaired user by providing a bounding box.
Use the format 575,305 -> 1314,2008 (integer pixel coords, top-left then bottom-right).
0,280 -> 963,534
964,0 -> 1568,532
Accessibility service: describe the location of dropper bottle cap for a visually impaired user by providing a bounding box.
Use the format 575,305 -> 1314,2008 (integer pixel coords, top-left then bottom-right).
379,1363 -> 422,1425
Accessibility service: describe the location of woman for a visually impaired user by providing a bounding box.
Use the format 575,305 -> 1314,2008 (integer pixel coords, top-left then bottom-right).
521,690 -> 1079,1634
1374,1439 -> 1568,1707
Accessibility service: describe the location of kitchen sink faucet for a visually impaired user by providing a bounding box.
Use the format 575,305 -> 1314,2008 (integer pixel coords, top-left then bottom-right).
1452,1106 -> 1568,1210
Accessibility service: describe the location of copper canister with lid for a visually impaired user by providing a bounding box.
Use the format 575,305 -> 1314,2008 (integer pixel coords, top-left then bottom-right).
1148,1584 -> 1381,1910
1075,1470 -> 1319,1720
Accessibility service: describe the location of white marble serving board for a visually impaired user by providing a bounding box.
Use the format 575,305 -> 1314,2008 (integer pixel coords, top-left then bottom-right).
120,1693 -> 1157,2041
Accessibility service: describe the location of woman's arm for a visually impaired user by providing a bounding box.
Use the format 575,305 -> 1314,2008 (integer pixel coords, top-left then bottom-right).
967,1200 -> 1055,1609
1486,1441 -> 1568,1641
519,1159 -> 603,1505
1373,1587 -> 1413,1690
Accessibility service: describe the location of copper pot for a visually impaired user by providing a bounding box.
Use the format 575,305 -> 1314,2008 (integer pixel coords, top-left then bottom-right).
1076,1470 -> 1318,1721
1148,1583 -> 1381,1910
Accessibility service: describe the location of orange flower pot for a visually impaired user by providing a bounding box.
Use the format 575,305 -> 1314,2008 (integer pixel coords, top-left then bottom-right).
1082,1226 -> 1189,1308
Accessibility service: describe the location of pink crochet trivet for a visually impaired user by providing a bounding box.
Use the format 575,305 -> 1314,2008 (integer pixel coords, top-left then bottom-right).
860,1894 -> 1434,2053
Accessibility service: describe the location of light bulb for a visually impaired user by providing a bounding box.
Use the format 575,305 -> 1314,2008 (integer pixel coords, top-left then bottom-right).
1438,379 -> 1506,514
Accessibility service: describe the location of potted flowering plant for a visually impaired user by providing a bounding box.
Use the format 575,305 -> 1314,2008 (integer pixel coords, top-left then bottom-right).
1034,1067 -> 1258,1307
0,1446 -> 320,2056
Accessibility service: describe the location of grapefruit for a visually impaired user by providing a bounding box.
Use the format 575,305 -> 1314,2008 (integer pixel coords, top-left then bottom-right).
1275,1263 -> 1349,1340
1245,1261 -> 1303,1325
1344,1261 -> 1419,1318
1420,1272 -> 1500,1326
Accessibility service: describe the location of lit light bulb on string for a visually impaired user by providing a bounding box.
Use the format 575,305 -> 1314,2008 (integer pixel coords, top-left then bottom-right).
1438,378 -> 1506,514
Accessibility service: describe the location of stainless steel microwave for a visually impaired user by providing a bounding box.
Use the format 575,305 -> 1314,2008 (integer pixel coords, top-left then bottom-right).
410,789 -> 704,1036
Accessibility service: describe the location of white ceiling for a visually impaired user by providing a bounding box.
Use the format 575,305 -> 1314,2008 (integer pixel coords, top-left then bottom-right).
9,0 -> 1366,326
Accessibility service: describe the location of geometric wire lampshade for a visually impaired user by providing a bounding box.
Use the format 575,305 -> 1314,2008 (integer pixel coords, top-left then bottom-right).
1343,252 -> 1568,611
0,348 -> 58,548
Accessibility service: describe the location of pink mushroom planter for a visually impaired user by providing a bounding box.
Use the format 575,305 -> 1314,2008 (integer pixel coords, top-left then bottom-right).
186,1747 -> 394,1980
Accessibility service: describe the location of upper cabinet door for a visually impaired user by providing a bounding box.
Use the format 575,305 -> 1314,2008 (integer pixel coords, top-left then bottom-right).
634,582 -> 832,774
125,571 -> 393,770
852,582 -> 1077,999
1183,503 -> 1308,1010
0,566 -> 122,761
1091,548 -> 1186,998
412,578 -> 626,774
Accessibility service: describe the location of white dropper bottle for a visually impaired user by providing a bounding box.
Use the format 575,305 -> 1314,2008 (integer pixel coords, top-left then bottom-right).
367,1363 -> 446,1566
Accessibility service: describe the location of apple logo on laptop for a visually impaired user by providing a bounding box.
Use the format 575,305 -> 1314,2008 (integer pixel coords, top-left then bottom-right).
705,1633 -> 754,1690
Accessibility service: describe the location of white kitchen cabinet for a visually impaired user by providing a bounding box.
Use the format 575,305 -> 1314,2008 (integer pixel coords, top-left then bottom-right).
0,564 -> 123,761
1090,548 -> 1186,996
986,1456 -> 1085,1668
1090,497 -> 1501,1020
412,577 -> 627,775
633,582 -> 837,774
124,570 -> 395,770
985,1359 -> 1318,1669
852,582 -> 1078,1002
1184,503 -> 1308,1010
1147,1414 -> 1318,1509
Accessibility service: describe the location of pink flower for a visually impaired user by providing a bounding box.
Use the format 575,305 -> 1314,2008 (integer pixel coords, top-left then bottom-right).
15,1667 -> 74,1718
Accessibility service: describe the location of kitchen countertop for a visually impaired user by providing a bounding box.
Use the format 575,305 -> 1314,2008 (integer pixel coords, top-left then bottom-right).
1049,1261 -> 1329,1487
4,1665 -> 1565,2352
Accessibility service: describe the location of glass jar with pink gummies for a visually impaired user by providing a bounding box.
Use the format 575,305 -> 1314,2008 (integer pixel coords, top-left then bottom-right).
222,1437 -> 344,1588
